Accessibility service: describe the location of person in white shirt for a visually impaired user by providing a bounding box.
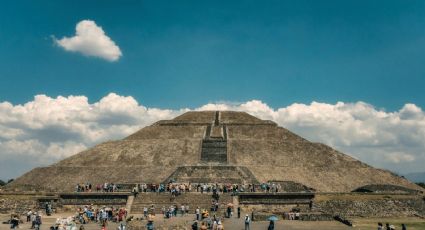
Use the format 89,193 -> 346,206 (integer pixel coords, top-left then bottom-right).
244,214 -> 251,230
195,207 -> 200,220
26,210 -> 32,222
181,205 -> 185,216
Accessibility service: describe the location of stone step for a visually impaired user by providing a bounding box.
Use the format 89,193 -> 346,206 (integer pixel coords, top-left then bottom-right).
202,142 -> 227,147
163,166 -> 260,184
202,139 -> 226,143
201,147 -> 227,153
126,195 -> 134,213
130,193 -> 233,214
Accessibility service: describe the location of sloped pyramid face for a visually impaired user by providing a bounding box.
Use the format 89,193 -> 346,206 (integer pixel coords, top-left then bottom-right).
8,111 -> 422,192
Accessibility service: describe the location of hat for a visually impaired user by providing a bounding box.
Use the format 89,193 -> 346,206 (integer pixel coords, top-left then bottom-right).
246,214 -> 248,217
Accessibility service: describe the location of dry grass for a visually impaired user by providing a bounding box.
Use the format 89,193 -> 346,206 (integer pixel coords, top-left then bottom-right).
352,217 -> 425,230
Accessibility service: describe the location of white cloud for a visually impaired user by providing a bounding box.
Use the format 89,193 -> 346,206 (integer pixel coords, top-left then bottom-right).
1,94 -> 425,179
54,20 -> 122,61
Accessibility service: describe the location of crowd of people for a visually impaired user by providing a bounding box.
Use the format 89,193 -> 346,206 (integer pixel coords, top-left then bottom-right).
48,205 -> 128,230
283,211 -> 300,220
21,209 -> 43,229
73,205 -> 128,225
75,183 -> 119,193
135,182 -> 284,194
75,182 -> 286,194
190,212 -> 257,230
191,213 -> 227,230
378,222 -> 407,230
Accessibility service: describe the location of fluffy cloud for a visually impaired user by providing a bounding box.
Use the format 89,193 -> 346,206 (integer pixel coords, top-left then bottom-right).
54,20 -> 122,61
1,94 -> 425,180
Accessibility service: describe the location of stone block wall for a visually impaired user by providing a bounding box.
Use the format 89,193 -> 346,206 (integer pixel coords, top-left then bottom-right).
0,195 -> 37,214
314,196 -> 425,218
131,193 -> 232,214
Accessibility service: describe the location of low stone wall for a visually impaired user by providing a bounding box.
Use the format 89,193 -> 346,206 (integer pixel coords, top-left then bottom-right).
239,203 -> 310,213
253,211 -> 333,221
0,195 -> 37,214
299,212 -> 333,221
352,184 -> 422,194
239,193 -> 314,205
126,219 -> 189,230
59,193 -> 128,206
314,197 -> 425,218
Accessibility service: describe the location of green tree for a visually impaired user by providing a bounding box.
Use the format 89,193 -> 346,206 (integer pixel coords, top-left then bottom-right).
0,179 -> 6,186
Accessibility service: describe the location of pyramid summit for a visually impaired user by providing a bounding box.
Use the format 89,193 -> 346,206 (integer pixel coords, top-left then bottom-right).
8,111 -> 422,192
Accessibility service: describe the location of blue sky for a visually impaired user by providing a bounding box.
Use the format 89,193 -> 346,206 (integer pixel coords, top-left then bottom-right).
1,0 -> 425,110
1,1 -> 425,180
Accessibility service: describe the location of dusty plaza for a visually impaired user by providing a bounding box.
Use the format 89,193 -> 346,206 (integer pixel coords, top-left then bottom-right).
0,111 -> 424,229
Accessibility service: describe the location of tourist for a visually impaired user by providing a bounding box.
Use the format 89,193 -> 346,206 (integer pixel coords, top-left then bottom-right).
244,214 -> 251,230
192,220 -> 198,230
132,186 -> 138,197
237,206 -> 241,218
196,207 -> 200,220
10,215 -> 19,229
173,205 -> 178,216
30,211 -> 36,228
181,204 -> 185,216
171,206 -> 175,217
402,223 -> 407,230
101,208 -> 108,225
212,220 -> 217,230
216,220 -> 224,230
295,211 -> 300,220
34,212 -> 42,230
386,223 -> 390,230
226,206 -> 231,218
200,222 -> 208,230
26,209 -> 32,222
146,220 -> 154,230
117,223 -> 125,230
143,207 -> 148,218
378,222 -> 383,230
267,220 -> 275,230
149,204 -> 155,215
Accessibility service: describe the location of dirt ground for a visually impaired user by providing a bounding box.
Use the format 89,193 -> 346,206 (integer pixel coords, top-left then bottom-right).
1,213 -> 424,230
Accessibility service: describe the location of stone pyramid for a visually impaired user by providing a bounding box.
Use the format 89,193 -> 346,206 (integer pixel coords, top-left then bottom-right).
7,111 -> 422,192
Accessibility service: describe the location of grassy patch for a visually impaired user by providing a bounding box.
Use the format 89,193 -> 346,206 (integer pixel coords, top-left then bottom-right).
352,217 -> 425,230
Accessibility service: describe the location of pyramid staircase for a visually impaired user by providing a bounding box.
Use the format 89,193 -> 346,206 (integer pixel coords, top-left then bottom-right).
201,111 -> 228,163
162,111 -> 259,184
